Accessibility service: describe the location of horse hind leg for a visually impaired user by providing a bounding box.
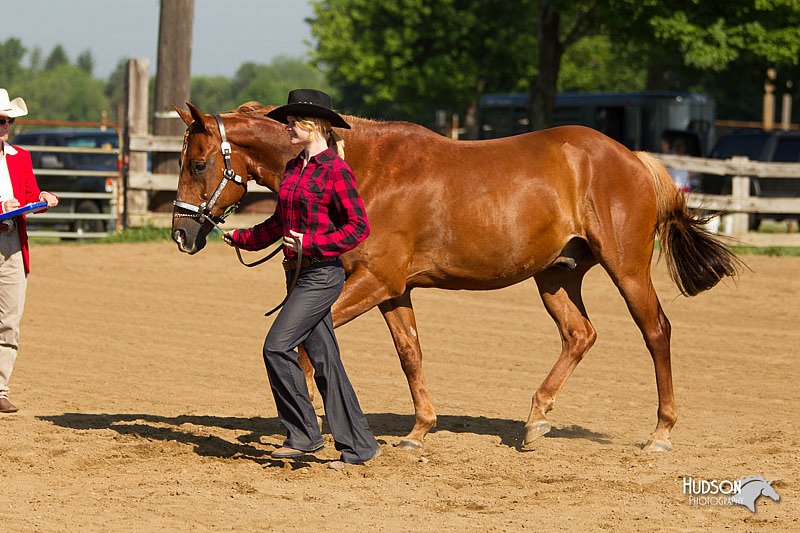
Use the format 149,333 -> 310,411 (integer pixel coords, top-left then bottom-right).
524,267 -> 597,449
378,290 -> 436,449
614,271 -> 675,452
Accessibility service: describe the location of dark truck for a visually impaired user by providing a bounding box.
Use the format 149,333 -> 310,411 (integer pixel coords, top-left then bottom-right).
693,130 -> 800,229
12,128 -> 119,234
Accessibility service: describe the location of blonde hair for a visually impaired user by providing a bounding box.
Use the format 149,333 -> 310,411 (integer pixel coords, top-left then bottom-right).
294,116 -> 346,159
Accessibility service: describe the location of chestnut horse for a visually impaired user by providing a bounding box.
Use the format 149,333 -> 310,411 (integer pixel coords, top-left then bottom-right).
172,103 -> 741,452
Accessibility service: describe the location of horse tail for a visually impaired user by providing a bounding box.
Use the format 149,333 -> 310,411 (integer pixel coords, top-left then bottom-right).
634,151 -> 744,296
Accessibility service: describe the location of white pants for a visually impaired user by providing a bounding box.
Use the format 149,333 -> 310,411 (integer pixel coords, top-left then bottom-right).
0,228 -> 26,399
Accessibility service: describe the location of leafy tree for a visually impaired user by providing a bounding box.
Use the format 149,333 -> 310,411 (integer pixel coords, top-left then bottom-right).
0,38 -> 27,85
190,75 -> 234,112
104,59 -> 129,123
558,35 -> 646,92
27,47 -> 42,73
228,56 -> 332,109
15,64 -> 110,121
309,0 -> 537,128
76,50 -> 95,75
521,0 -> 800,128
310,0 -> 800,129
44,44 -> 69,71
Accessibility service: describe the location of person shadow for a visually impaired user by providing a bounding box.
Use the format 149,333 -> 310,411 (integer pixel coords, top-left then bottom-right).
39,412 -> 612,465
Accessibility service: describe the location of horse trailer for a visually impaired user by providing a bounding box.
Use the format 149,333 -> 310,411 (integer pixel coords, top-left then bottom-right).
477,91 -> 716,156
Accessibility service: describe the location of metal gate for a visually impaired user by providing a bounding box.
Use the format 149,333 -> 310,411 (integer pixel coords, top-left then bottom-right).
11,119 -> 121,239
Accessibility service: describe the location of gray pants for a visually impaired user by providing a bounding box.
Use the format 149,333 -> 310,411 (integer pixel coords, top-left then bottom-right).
263,260 -> 379,463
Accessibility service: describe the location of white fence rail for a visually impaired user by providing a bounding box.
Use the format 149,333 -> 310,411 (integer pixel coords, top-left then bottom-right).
657,154 -> 800,236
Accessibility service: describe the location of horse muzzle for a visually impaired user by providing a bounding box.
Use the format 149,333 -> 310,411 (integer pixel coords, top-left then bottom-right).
172,218 -> 209,254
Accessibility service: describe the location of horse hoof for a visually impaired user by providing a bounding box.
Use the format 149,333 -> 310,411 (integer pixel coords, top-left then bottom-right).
396,439 -> 423,450
522,421 -> 552,449
644,439 -> 673,452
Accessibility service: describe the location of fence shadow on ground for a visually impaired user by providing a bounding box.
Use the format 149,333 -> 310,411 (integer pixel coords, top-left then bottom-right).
39,412 -> 612,465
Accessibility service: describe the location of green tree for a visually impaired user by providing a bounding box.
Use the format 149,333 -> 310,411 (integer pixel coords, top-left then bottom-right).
309,0 -> 537,128
44,44 -> 69,71
16,64 -> 110,121
229,56 -> 332,109
310,0 -> 800,129
557,35 -> 646,93
0,38 -> 27,86
190,75 -> 234,112
520,0 -> 800,128
27,47 -> 42,73
104,59 -> 129,123
76,50 -> 95,75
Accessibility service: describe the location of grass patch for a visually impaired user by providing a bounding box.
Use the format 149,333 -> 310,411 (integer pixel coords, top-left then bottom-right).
729,246 -> 800,256
85,225 -> 223,244
95,225 -> 174,243
30,225 -> 191,245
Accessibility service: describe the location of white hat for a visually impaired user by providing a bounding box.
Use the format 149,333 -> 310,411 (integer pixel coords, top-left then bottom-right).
0,88 -> 28,118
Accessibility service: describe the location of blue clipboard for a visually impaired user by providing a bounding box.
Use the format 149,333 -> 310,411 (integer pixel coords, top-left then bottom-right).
0,201 -> 48,221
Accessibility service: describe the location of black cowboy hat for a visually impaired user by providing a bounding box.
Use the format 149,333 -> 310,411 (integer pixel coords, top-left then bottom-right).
265,88 -> 351,129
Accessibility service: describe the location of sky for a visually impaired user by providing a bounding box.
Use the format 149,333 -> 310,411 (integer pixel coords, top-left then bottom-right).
7,0 -> 316,79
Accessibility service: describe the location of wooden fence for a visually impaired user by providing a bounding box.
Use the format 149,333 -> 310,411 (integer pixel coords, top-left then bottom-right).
658,154 -> 800,240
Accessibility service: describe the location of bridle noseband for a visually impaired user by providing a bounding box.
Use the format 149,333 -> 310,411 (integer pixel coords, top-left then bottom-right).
173,113 -> 246,226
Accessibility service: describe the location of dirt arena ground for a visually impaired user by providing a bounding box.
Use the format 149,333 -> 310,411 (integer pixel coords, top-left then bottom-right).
1,241 -> 797,531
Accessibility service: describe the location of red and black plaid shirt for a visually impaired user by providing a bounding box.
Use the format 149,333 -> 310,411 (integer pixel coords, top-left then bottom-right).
231,147 -> 370,259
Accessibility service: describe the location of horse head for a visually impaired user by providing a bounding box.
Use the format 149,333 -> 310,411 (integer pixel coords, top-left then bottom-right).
172,102 -> 255,254
731,476 -> 780,512
762,482 -> 780,502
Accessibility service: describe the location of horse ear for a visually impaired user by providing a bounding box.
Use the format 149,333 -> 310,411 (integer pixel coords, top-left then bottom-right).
174,104 -> 194,126
185,102 -> 208,132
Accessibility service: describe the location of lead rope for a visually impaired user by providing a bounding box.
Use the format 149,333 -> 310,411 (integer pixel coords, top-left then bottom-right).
264,241 -> 303,317
200,212 -> 299,316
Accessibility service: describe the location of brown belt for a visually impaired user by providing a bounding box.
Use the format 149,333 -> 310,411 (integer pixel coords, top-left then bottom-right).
0,219 -> 16,233
282,256 -> 337,272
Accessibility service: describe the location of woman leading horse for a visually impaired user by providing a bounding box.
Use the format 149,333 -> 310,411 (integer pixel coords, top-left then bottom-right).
172,100 -> 741,452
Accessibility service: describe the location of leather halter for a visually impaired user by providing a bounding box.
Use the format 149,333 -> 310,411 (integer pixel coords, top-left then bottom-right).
173,113 -> 300,317
173,114 -> 246,225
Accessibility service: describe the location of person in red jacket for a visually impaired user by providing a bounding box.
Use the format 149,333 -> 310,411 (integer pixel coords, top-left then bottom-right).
223,89 -> 380,466
0,88 -> 59,413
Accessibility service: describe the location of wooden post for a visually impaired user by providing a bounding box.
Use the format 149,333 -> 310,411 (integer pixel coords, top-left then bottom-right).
123,58 -> 151,227
763,67 -> 776,131
726,156 -> 752,236
781,81 -> 793,131
153,0 -> 194,177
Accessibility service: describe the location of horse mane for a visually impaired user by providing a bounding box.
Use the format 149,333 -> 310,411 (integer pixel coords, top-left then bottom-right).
228,101 -> 433,137
235,101 -> 267,113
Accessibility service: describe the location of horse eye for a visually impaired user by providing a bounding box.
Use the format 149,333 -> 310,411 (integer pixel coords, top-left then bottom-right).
191,160 -> 207,173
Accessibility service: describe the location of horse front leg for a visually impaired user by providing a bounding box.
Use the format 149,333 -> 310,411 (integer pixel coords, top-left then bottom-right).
378,290 -> 435,449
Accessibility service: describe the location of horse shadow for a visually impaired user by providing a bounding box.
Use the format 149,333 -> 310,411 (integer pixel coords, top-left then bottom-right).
39,412 -> 612,465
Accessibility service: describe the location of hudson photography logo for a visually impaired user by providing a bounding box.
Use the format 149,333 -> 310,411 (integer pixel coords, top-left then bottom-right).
682,475 -> 781,512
